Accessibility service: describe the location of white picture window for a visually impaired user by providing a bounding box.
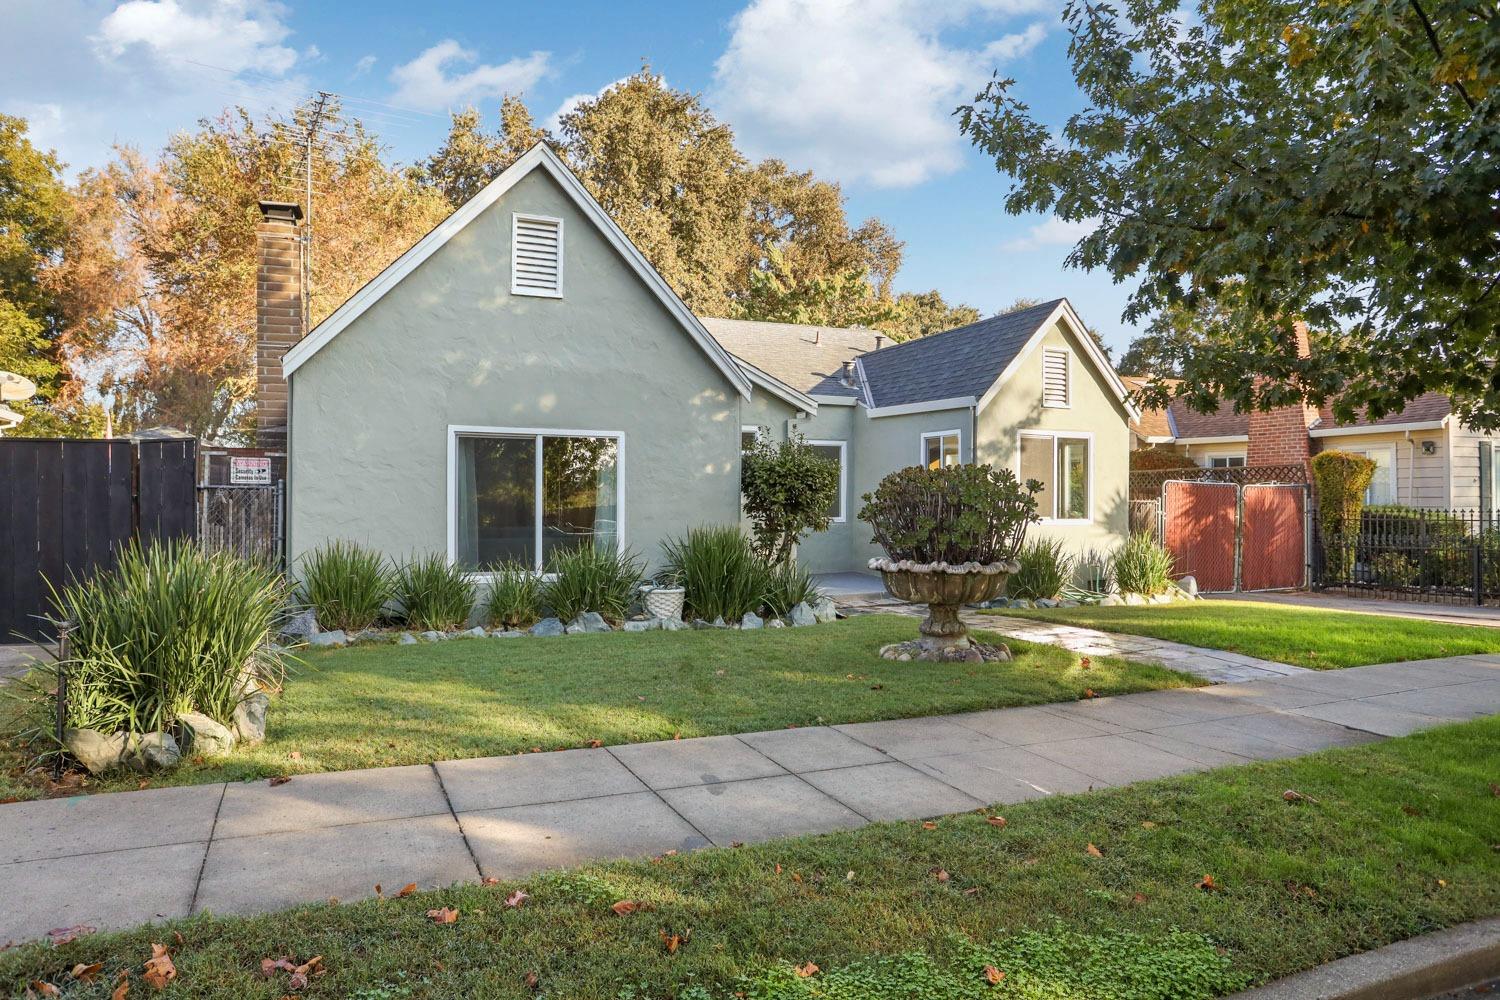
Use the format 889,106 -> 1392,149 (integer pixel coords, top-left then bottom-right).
807,440 -> 847,522
1345,446 -> 1396,505
1207,455 -> 1246,468
450,427 -> 621,571
1018,431 -> 1091,522
1042,348 -> 1070,408
921,430 -> 962,470
511,214 -> 563,297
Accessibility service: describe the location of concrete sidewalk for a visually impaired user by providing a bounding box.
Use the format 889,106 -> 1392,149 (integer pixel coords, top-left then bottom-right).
1218,591 -> 1500,628
2,652 -> 1496,945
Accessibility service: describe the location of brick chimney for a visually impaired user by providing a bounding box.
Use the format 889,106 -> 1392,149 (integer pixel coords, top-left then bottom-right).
255,201 -> 303,450
1246,320 -> 1317,469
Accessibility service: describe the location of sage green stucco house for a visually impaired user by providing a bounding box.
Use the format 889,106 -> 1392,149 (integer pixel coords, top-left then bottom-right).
270,144 -> 1139,576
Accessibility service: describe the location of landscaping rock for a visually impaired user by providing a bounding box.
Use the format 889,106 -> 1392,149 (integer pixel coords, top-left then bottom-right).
788,602 -> 816,627
740,612 -> 764,630
64,729 -> 129,775
1100,594 -> 1125,607
178,712 -> 236,756
309,629 -> 347,648
567,612 -> 612,634
529,617 -> 565,637
1177,575 -> 1199,596
811,597 -> 838,623
1123,593 -> 1147,606
132,732 -> 181,771
1150,593 -> 1173,605
1012,599 -> 1035,609
398,632 -> 418,645
880,639 -> 1010,663
461,626 -> 488,639
280,608 -> 317,642
623,618 -> 660,633
766,618 -> 787,628
419,630 -> 446,642
1060,600 -> 1080,608
233,692 -> 269,745
491,629 -> 523,638
1036,598 -> 1059,608
659,617 -> 688,631
691,618 -> 712,629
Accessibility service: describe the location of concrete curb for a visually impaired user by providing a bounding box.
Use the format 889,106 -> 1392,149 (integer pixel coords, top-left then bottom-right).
1227,917 -> 1500,999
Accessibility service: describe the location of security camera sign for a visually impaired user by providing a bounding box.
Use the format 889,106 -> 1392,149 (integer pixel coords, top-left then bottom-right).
229,456 -> 272,485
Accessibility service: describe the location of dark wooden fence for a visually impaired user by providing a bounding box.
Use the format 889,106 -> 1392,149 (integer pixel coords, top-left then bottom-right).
0,437 -> 196,640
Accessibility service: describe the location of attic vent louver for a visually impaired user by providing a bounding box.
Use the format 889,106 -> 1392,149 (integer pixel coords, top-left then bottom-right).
511,213 -> 563,297
1042,348 -> 1070,407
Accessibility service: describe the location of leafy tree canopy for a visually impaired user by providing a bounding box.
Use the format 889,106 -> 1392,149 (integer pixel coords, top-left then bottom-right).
959,0 -> 1500,428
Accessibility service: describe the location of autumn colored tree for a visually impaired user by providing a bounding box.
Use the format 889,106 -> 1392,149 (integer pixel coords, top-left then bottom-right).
885,290 -> 981,342
417,96 -> 546,206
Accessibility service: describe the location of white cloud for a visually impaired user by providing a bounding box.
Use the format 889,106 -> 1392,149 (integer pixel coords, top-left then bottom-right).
3,101 -> 67,157
544,76 -> 635,133
352,54 -> 377,78
389,41 -> 551,111
712,0 -> 1052,188
1001,215 -> 1099,252
94,0 -> 300,77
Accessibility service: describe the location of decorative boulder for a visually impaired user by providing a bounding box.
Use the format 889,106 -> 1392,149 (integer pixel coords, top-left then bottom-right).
788,602 -> 817,627
659,617 -> 689,631
398,632 -> 418,645
766,618 -> 787,629
64,729 -> 129,775
491,629 -> 523,638
566,612 -> 612,634
309,629 -> 347,648
1036,598 -> 1059,608
623,618 -> 659,633
1100,594 -> 1125,607
740,612 -> 764,630
529,617 -> 565,637
1123,593 -> 1147,606
233,692 -> 270,745
462,626 -> 488,638
1177,575 -> 1199,597
280,608 -> 317,642
178,712 -> 236,757
811,597 -> 838,623
131,732 -> 182,771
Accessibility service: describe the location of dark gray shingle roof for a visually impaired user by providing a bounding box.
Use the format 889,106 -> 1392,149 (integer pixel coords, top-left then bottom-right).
857,299 -> 1062,408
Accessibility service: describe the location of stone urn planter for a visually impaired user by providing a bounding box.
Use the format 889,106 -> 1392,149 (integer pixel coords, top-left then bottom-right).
873,558 -> 1017,652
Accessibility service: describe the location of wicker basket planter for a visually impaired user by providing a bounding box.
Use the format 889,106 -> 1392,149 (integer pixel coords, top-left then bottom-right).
641,586 -> 685,623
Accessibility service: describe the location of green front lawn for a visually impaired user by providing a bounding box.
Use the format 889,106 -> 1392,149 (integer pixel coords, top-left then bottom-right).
5,717 -> 1496,998
992,600 -> 1500,669
0,615 -> 1196,799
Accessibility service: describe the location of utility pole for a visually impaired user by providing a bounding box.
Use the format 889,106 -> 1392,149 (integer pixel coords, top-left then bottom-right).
299,91 -> 333,330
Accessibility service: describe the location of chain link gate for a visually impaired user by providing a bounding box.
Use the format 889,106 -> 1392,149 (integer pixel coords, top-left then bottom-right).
1160,479 -> 1308,594
197,482 -> 284,566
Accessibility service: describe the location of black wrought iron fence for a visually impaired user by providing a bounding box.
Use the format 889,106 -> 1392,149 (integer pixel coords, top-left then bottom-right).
1129,463 -> 1306,502
1311,505 -> 1499,605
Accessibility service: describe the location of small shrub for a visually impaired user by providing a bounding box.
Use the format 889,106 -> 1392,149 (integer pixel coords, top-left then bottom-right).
542,545 -> 645,623
860,464 -> 1039,565
763,560 -> 823,618
394,554 -> 476,631
1311,450 -> 1377,581
297,539 -> 393,632
1075,546 -> 1113,594
46,539 -> 291,735
483,562 -> 544,629
1111,532 -> 1176,595
662,526 -> 771,622
1370,551 -> 1419,587
740,430 -> 841,565
1007,537 -> 1073,600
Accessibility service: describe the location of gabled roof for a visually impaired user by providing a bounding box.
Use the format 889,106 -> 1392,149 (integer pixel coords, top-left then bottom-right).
281,144 -> 753,399
1316,391 -> 1451,430
1120,384 -> 1455,443
700,317 -> 882,399
1121,376 -> 1177,440
1169,397 -> 1248,440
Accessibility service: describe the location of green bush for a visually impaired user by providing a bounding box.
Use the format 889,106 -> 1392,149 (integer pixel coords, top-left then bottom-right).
482,561 -> 545,629
297,539 -> 393,632
763,560 -> 823,618
1007,537 -> 1073,600
662,526 -> 771,622
859,464 -> 1039,565
1111,532 -> 1176,595
542,545 -> 645,623
46,539 -> 291,736
1370,550 -> 1419,587
740,431 -> 841,565
1310,450 -> 1377,581
394,554 -> 476,631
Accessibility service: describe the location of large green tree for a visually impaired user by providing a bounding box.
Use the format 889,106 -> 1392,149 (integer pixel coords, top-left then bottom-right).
959,0 -> 1500,427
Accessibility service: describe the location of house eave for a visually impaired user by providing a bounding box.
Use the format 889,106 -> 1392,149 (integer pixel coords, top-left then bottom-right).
976,299 -> 1141,421
864,395 -> 977,419
1174,435 -> 1249,446
1310,419 -> 1448,438
809,394 -> 858,406
733,358 -> 819,415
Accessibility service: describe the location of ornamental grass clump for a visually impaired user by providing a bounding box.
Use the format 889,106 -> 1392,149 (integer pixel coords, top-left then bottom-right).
1110,533 -> 1176,596
394,553 -> 476,631
763,560 -> 823,618
859,464 -> 1039,567
542,545 -> 645,623
484,561 -> 545,629
297,539 -> 393,632
45,539 -> 290,735
1008,537 -> 1073,600
662,526 -> 771,622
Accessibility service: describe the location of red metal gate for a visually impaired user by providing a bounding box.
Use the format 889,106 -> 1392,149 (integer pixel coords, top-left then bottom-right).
1162,481 -> 1238,592
1241,484 -> 1306,591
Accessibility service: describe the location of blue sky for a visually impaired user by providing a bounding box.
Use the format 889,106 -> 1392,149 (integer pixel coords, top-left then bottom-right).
1,0 -> 1144,353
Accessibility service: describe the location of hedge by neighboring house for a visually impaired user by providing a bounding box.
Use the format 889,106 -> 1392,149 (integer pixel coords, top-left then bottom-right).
251,143 -> 1141,577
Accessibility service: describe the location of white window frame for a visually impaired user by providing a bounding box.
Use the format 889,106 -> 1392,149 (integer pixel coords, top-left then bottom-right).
740,424 -> 760,452
1041,347 -> 1072,409
510,213 -> 564,299
919,429 -> 963,469
1345,445 -> 1397,505
807,439 -> 848,523
1016,429 -> 1094,524
1203,451 -> 1247,469
446,424 -> 625,574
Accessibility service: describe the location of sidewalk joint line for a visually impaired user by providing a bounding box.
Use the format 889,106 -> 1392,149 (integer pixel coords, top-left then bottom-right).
188,782 -> 228,915
603,747 -> 714,847
430,763 -> 483,881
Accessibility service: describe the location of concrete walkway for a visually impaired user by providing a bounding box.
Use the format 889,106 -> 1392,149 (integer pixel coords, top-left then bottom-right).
3,653 -> 1497,945
837,593 -> 1312,684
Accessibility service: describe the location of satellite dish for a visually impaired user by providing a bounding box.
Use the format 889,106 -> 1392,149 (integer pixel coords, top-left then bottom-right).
0,370 -> 37,403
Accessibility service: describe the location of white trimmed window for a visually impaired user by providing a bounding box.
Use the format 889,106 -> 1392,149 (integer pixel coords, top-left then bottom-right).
1018,431 -> 1091,522
1345,445 -> 1396,505
511,214 -> 563,297
807,440 -> 847,522
920,430 -> 961,469
1042,348 -> 1070,408
1207,455 -> 1246,468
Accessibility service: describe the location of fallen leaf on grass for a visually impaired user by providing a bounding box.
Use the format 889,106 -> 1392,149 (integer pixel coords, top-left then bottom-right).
481,877 -> 501,886
587,739 -> 604,749
111,974 -> 129,1000
1401,804 -> 1423,817
504,889 -> 529,908
795,962 -> 819,978
142,943 -> 175,989
962,887 -> 981,897
1083,688 -> 1097,699
610,900 -> 639,916
930,867 -> 950,883
288,751 -> 303,760
1282,789 -> 1318,803
426,907 -> 459,924
983,965 -> 1006,984
986,816 -> 1007,828
268,776 -> 291,787
774,863 -> 782,874
28,981 -> 60,997
1140,820 -> 1157,830
70,963 -> 103,983
1197,874 -> 1220,892
46,925 -> 95,946
523,971 -> 540,990
1131,892 -> 1148,905
921,821 -> 937,830
396,883 -> 419,898
1079,657 -> 1091,670
660,929 -> 691,954
260,957 -> 297,978
1085,843 -> 1104,858
172,932 -> 184,947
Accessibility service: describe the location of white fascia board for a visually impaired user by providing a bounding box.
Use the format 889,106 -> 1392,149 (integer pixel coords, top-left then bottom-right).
976,299 -> 1141,421
282,144 -> 753,400
1310,419 -> 1447,438
865,395 -> 977,419
1174,434 -> 1250,445
735,359 -> 818,415
809,394 -> 858,406
853,355 -> 875,408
